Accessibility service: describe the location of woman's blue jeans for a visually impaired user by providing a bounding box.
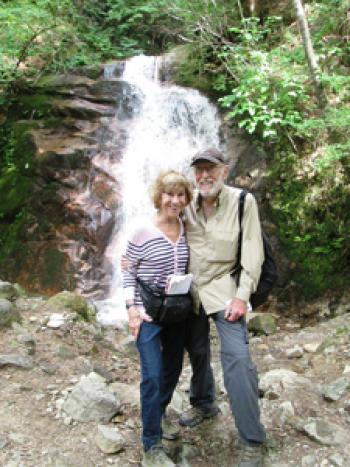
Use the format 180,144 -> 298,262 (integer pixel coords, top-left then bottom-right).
137,319 -> 186,451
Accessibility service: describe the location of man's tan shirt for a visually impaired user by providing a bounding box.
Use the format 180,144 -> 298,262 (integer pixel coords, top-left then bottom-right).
185,185 -> 264,315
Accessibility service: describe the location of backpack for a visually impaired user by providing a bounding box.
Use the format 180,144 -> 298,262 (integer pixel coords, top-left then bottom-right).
231,190 -> 278,309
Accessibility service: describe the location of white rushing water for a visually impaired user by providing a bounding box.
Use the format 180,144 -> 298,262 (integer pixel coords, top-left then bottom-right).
96,55 -> 222,326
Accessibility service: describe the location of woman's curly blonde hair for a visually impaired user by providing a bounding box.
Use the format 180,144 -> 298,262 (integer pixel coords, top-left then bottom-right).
151,170 -> 193,210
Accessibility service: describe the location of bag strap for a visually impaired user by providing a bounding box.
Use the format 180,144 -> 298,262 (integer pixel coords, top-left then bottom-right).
233,190 -> 247,285
136,276 -> 164,297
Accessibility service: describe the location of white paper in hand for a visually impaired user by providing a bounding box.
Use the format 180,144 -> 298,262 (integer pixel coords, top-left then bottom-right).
166,274 -> 193,294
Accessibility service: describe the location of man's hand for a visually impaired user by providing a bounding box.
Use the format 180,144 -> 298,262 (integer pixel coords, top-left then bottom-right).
224,298 -> 247,322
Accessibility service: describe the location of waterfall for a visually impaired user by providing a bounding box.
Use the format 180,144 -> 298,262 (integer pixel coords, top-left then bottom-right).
95,55 -> 223,326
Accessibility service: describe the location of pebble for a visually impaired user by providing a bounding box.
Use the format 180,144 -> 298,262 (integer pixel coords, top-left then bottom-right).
303,342 -> 321,353
286,345 -> 304,358
329,453 -> 344,466
63,416 -> 72,426
0,437 -> 8,449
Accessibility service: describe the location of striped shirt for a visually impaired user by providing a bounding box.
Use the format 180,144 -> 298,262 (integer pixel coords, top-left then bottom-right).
123,218 -> 189,306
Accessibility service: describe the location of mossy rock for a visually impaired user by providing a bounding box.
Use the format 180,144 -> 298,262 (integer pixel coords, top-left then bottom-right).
17,94 -> 54,117
33,74 -> 96,93
47,291 -> 94,322
247,313 -> 277,335
13,283 -> 27,298
0,299 -> 22,329
78,64 -> 103,80
0,243 -> 77,296
0,169 -> 32,216
0,281 -> 20,301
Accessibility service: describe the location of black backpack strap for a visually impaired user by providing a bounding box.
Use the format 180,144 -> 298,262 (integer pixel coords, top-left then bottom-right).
232,190 -> 247,285
237,190 -> 247,260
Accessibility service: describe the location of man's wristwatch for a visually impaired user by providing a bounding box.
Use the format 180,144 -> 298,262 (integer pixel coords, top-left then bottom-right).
126,302 -> 135,309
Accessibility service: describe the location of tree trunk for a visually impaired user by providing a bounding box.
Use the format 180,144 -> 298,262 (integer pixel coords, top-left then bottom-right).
292,0 -> 326,107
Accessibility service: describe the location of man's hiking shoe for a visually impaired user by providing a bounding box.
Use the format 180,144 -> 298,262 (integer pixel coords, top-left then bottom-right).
179,405 -> 220,427
238,443 -> 264,467
141,444 -> 175,467
162,414 -> 180,440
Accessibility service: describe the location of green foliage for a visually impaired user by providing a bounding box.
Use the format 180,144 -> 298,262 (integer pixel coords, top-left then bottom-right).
0,208 -> 30,263
213,18 -> 310,139
172,45 -> 213,93
270,148 -> 350,297
0,0 -> 168,93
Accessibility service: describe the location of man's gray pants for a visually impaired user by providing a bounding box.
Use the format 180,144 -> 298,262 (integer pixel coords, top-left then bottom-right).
186,306 -> 266,445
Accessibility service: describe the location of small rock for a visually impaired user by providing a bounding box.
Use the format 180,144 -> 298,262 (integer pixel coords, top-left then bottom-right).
286,345 -> 304,358
285,322 -> 301,329
323,376 -> 350,401
329,453 -> 344,466
56,346 -> 76,360
8,432 -> 26,444
302,418 -> 350,446
63,416 -> 73,426
92,363 -> 114,383
343,365 -> 350,375
63,372 -> 121,422
125,419 -> 135,429
303,342 -> 322,353
0,436 -> 8,449
265,390 -> 280,400
95,425 -> 125,454
39,361 -> 57,375
47,313 -> 66,329
35,394 -> 45,401
110,381 -> 139,407
263,354 -> 275,364
259,369 -> 314,395
275,400 -> 295,424
324,346 -> 336,355
17,334 -> 36,355
301,454 -> 318,466
169,388 -> 187,414
0,354 -> 34,370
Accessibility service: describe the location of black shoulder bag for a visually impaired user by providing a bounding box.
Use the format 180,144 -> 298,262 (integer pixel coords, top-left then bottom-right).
136,277 -> 192,325
231,190 -> 278,309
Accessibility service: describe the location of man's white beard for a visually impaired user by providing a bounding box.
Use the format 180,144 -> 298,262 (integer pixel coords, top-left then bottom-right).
198,172 -> 226,198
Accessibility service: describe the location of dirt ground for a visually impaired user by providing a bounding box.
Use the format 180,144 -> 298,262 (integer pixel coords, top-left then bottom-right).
1,296 -> 349,466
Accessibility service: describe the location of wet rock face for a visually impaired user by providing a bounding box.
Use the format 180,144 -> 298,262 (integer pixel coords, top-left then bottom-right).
0,62 -> 131,300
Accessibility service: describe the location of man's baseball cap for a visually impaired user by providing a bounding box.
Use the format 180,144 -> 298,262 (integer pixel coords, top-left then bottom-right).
190,147 -> 226,166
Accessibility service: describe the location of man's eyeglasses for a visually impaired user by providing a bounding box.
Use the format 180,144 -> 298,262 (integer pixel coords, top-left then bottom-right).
193,164 -> 220,175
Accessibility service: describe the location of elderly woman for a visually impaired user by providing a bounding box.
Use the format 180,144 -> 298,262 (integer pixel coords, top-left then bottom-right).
123,171 -> 193,467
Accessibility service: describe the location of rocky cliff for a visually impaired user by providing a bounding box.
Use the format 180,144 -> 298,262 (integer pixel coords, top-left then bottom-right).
0,63 -> 141,299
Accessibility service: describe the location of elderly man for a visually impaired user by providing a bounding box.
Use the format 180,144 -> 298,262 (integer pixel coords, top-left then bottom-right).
181,147 -> 266,467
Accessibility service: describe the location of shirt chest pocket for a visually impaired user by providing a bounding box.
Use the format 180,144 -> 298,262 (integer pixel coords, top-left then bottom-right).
207,229 -> 238,263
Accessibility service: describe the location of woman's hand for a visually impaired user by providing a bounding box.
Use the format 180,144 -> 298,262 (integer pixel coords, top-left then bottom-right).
120,254 -> 129,271
128,306 -> 142,339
